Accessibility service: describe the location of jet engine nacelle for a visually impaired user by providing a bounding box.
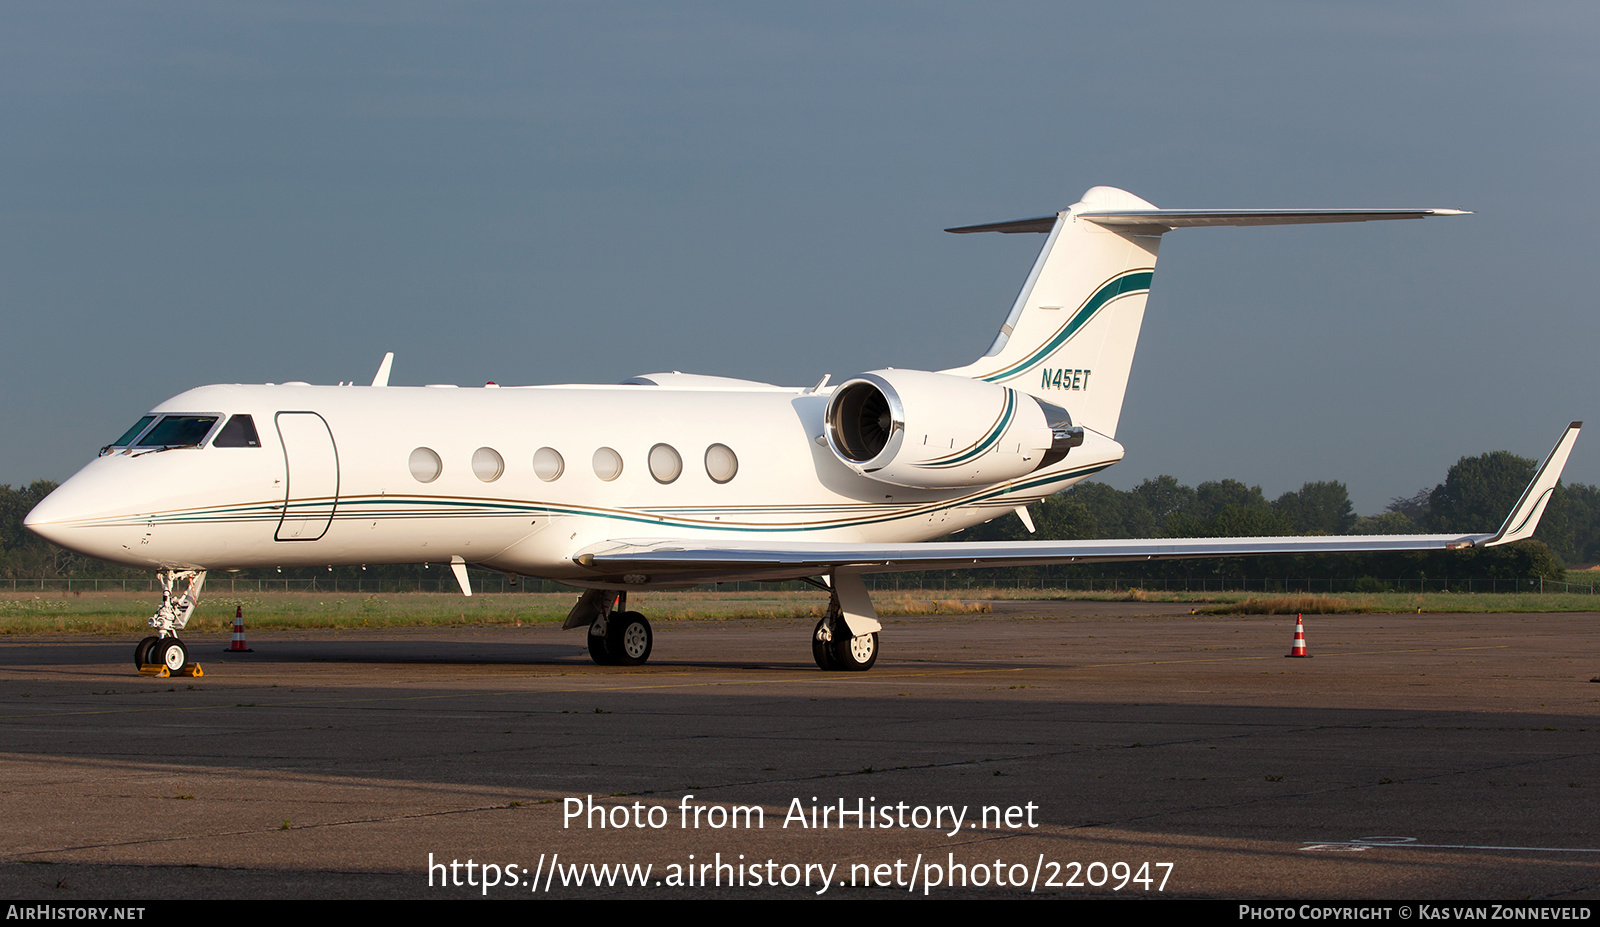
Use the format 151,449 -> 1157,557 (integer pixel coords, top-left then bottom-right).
824,369 -> 1084,488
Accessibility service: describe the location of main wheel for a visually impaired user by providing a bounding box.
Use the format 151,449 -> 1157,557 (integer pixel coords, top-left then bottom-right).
830,629 -> 879,672
134,636 -> 160,668
811,618 -> 836,670
588,620 -> 615,665
606,612 -> 653,666
152,638 -> 188,673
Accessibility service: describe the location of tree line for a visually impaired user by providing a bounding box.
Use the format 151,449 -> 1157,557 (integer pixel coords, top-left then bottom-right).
3,447 -> 1595,585
950,449 -> 1587,583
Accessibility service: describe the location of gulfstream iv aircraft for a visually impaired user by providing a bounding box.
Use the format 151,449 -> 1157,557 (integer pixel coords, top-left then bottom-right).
25,186 -> 1581,674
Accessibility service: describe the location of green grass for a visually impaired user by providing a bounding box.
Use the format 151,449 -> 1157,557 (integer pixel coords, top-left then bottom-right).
1,584 -> 1595,635
968,586 -> 1600,614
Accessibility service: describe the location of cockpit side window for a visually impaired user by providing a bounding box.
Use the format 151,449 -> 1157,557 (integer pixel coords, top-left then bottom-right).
212,414 -> 262,448
135,415 -> 219,448
110,416 -> 157,448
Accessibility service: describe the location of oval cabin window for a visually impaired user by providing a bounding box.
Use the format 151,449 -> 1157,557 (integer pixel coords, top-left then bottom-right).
409,447 -> 443,483
533,447 -> 564,481
648,443 -> 683,484
592,447 -> 624,481
705,444 -> 738,483
472,447 -> 505,482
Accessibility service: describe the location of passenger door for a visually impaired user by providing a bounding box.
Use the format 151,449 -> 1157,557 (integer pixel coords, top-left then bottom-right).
275,412 -> 339,541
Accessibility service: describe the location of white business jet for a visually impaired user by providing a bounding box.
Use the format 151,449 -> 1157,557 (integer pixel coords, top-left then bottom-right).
24,186 -> 1580,674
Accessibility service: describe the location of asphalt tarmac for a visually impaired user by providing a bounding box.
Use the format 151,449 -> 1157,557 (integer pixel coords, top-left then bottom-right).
2,601 -> 1598,900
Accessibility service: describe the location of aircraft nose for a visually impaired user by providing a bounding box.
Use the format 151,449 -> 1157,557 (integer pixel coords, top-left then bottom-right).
24,483 -> 87,547
24,489 -> 71,541
21,467 -> 138,562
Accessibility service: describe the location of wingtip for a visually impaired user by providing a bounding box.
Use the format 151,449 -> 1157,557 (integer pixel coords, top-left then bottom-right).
1480,422 -> 1584,546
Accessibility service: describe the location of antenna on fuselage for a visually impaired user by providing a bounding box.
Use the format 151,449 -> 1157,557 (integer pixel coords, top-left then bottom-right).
371,352 -> 395,387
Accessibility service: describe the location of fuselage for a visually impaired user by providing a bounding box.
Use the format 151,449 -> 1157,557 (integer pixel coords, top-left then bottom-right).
25,378 -> 1124,585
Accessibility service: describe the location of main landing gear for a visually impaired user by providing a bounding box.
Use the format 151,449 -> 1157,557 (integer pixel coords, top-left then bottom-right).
810,576 -> 880,672
566,590 -> 654,667
812,616 -> 879,671
561,570 -> 882,672
135,570 -> 206,677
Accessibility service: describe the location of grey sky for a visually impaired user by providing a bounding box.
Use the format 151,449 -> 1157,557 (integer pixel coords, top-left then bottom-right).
3,2 -> 1596,513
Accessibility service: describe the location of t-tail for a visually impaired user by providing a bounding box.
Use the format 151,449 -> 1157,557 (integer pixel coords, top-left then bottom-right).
940,186 -> 1469,439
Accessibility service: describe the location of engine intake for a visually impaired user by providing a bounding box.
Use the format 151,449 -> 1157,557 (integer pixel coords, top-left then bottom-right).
828,377 -> 900,462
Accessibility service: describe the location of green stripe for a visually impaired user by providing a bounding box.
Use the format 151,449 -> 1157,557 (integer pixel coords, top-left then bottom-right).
982,270 -> 1153,382
118,461 -> 1112,535
917,389 -> 1017,468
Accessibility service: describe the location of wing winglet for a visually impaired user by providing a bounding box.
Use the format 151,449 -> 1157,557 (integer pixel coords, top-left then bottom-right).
1477,422 -> 1582,547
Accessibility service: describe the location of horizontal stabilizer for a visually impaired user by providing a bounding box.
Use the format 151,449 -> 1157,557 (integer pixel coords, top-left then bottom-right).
947,208 -> 1470,235
1082,207 -> 1471,231
945,216 -> 1057,234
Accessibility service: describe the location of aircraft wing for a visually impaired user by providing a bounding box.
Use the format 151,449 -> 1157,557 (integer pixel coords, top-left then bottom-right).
573,423 -> 1580,582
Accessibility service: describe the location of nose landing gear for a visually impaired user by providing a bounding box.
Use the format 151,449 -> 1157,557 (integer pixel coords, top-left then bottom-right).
135,570 -> 207,677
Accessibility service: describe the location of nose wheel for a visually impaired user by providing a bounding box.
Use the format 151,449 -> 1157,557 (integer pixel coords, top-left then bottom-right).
137,636 -> 201,676
134,636 -> 160,669
151,638 -> 188,672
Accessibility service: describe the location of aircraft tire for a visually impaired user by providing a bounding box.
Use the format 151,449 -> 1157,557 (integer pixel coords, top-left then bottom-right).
134,636 -> 160,669
811,618 -> 837,670
587,624 -> 616,665
830,630 -> 879,672
153,638 -> 188,673
607,612 -> 653,666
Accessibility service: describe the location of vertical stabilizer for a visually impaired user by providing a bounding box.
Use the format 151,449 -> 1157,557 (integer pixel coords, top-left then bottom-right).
941,186 -> 1163,439
941,187 -> 1468,440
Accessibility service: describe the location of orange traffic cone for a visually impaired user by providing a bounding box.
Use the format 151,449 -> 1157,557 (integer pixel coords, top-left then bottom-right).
223,605 -> 253,653
1286,613 -> 1310,658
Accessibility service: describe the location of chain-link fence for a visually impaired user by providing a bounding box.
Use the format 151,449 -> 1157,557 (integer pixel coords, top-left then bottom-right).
4,572 -> 1595,595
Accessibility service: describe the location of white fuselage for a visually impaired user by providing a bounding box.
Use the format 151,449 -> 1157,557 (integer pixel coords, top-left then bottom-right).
26,379 -> 1124,586
29,188 -> 1472,594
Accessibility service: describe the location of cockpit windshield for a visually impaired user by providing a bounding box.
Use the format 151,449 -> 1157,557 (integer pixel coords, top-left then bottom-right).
134,415 -> 220,448
109,415 -> 156,449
